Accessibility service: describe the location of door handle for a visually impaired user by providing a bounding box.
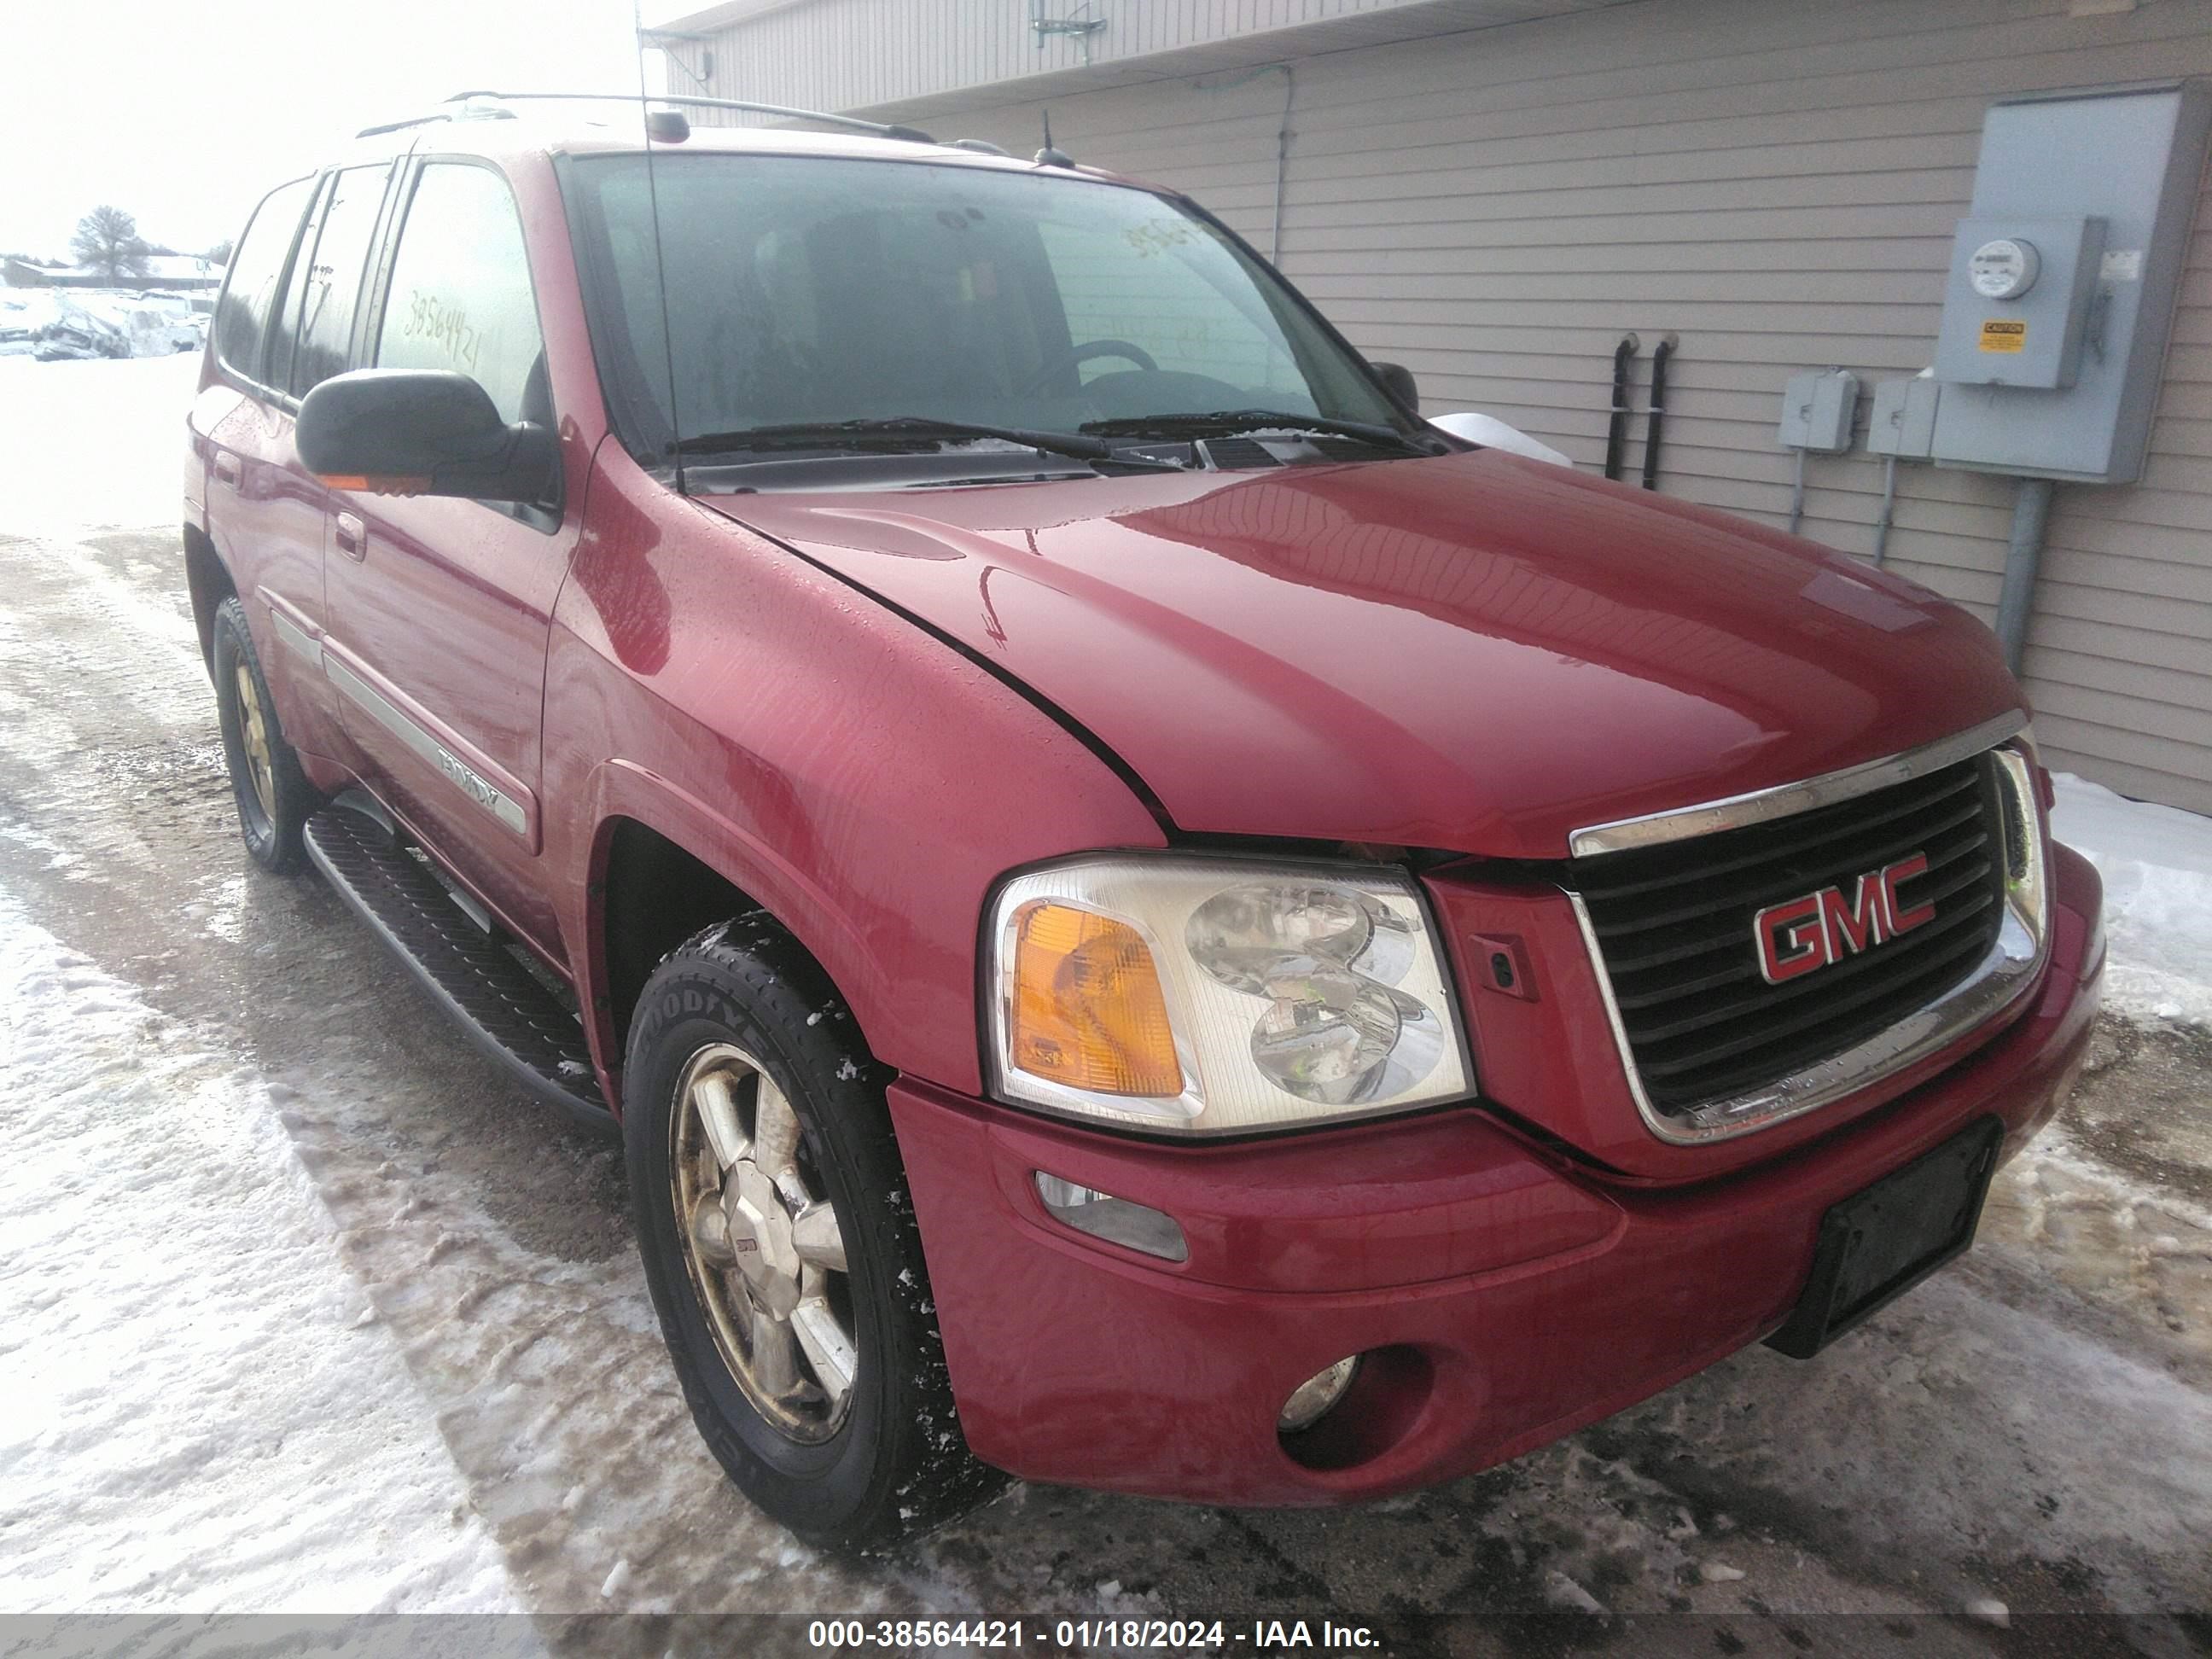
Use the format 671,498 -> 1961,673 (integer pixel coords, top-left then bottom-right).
335,511 -> 366,561
213,451 -> 243,486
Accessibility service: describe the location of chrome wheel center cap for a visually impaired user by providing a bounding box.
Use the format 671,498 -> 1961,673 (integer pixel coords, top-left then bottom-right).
724,1158 -> 801,1316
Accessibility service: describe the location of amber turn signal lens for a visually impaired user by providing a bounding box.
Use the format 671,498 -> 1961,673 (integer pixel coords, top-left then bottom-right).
1009,902 -> 1183,1097
314,473 -> 431,496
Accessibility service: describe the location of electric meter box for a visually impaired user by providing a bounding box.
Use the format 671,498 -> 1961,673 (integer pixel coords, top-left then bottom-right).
1930,83 -> 2212,484
1933,216 -> 2104,390
1778,368 -> 1858,453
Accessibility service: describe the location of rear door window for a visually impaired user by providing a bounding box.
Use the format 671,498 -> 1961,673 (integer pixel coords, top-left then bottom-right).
285,164 -> 392,398
376,162 -> 546,424
212,175 -> 316,387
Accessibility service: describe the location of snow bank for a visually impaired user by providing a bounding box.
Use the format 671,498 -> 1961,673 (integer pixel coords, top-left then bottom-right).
2051,771 -> 2212,1028
0,894 -> 520,1613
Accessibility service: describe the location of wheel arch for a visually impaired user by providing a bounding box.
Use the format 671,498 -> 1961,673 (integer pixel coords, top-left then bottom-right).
182,521 -> 235,674
583,770 -> 886,1105
597,814 -> 754,1061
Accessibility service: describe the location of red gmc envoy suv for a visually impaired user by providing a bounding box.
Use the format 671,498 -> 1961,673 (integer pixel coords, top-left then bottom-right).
183,96 -> 2105,1549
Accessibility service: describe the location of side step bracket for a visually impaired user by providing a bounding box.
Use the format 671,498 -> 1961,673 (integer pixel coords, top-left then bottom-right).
304,799 -> 614,1132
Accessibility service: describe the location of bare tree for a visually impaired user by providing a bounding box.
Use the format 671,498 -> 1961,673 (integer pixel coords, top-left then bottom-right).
203,237 -> 234,267
70,206 -> 151,282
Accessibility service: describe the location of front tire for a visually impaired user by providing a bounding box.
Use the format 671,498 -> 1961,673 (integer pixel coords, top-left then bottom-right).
211,595 -> 316,874
624,917 -> 1000,1551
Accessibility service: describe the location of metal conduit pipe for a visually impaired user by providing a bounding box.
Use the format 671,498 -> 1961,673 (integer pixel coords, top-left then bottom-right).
1189,64 -> 1295,265
1272,64 -> 1295,265
1640,334 -> 1677,491
1604,333 -> 1639,482
1994,475 -> 2055,675
1871,454 -> 1900,567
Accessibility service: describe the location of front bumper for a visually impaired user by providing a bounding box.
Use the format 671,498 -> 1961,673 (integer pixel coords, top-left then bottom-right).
891,843 -> 2104,1505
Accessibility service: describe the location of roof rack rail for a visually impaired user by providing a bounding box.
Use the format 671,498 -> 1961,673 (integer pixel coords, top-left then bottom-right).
357,111 -> 463,138
356,90 -> 521,138
428,90 -> 936,144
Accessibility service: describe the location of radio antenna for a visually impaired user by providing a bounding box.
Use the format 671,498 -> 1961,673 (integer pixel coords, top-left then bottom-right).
1036,108 -> 1074,167
633,1 -> 689,495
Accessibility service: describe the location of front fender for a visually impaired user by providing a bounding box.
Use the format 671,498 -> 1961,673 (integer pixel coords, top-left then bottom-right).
544,448 -> 1167,1101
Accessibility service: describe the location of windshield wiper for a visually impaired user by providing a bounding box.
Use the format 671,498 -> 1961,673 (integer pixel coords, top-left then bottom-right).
672,416 -> 1184,469
1082,410 -> 1443,456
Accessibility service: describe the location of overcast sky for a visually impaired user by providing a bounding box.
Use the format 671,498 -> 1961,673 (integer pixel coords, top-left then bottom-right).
0,0 -> 670,259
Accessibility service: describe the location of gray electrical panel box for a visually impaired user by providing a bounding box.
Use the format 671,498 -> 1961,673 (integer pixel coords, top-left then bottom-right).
1930,83 -> 2212,484
1778,368 -> 1858,453
1868,377 -> 1941,458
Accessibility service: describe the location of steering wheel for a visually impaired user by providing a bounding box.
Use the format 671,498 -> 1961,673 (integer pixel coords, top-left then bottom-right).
1023,338 -> 1159,395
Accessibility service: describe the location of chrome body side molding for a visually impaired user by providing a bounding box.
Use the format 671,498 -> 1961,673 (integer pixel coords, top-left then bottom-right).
269,604 -> 323,669
320,655 -> 530,838
272,599 -> 530,841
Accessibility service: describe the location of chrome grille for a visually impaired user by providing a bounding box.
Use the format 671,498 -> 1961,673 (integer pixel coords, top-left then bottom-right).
1569,755 -> 2010,1117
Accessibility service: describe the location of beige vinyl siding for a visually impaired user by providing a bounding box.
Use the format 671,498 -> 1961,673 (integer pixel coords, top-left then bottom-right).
661,0 -> 1630,120
688,0 -> 2212,813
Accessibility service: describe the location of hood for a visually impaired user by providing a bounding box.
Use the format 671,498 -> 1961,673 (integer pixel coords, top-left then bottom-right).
706,451 -> 2023,860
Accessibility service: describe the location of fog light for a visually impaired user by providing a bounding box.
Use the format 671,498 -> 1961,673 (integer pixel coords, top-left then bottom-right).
1033,1172 -> 1188,1262
1278,1355 -> 1361,1433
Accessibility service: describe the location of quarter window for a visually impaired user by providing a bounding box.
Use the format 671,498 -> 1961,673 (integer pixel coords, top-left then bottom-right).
212,175 -> 315,385
377,164 -> 545,424
287,165 -> 391,397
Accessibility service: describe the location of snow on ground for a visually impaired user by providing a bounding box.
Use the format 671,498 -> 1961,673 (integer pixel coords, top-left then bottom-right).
1504,1254 -> 2212,1619
2053,770 -> 2212,1030
0,892 -> 520,1615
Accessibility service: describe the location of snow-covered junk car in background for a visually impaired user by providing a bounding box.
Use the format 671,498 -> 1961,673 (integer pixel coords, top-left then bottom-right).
32,304 -> 130,361
4,290 -> 205,360
183,94 -> 2104,1551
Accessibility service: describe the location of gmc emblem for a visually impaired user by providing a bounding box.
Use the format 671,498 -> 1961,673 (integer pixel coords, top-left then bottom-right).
1753,853 -> 1936,984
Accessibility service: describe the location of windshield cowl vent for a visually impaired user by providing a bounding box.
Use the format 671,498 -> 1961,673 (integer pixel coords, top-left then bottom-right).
1198,437 -> 1283,472
1308,435 -> 1391,462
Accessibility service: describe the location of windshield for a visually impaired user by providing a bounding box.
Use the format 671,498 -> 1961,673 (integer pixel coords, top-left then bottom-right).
563,152 -> 1407,460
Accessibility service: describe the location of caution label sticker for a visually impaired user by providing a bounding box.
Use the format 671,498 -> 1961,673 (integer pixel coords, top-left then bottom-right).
1979,318 -> 2028,353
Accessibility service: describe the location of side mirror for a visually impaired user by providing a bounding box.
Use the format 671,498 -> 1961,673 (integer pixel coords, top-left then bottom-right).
297,369 -> 557,505
1427,410 -> 1574,469
1370,360 -> 1419,411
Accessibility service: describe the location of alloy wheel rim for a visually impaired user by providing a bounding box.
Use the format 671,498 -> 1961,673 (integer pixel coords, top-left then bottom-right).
671,1042 -> 858,1443
234,661 -> 276,821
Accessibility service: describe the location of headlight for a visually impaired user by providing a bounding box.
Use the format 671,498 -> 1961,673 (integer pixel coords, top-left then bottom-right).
985,855 -> 1472,1135
1994,739 -> 2050,946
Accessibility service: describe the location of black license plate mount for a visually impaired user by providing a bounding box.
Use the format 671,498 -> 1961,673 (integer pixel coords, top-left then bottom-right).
1765,1115 -> 2005,1359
